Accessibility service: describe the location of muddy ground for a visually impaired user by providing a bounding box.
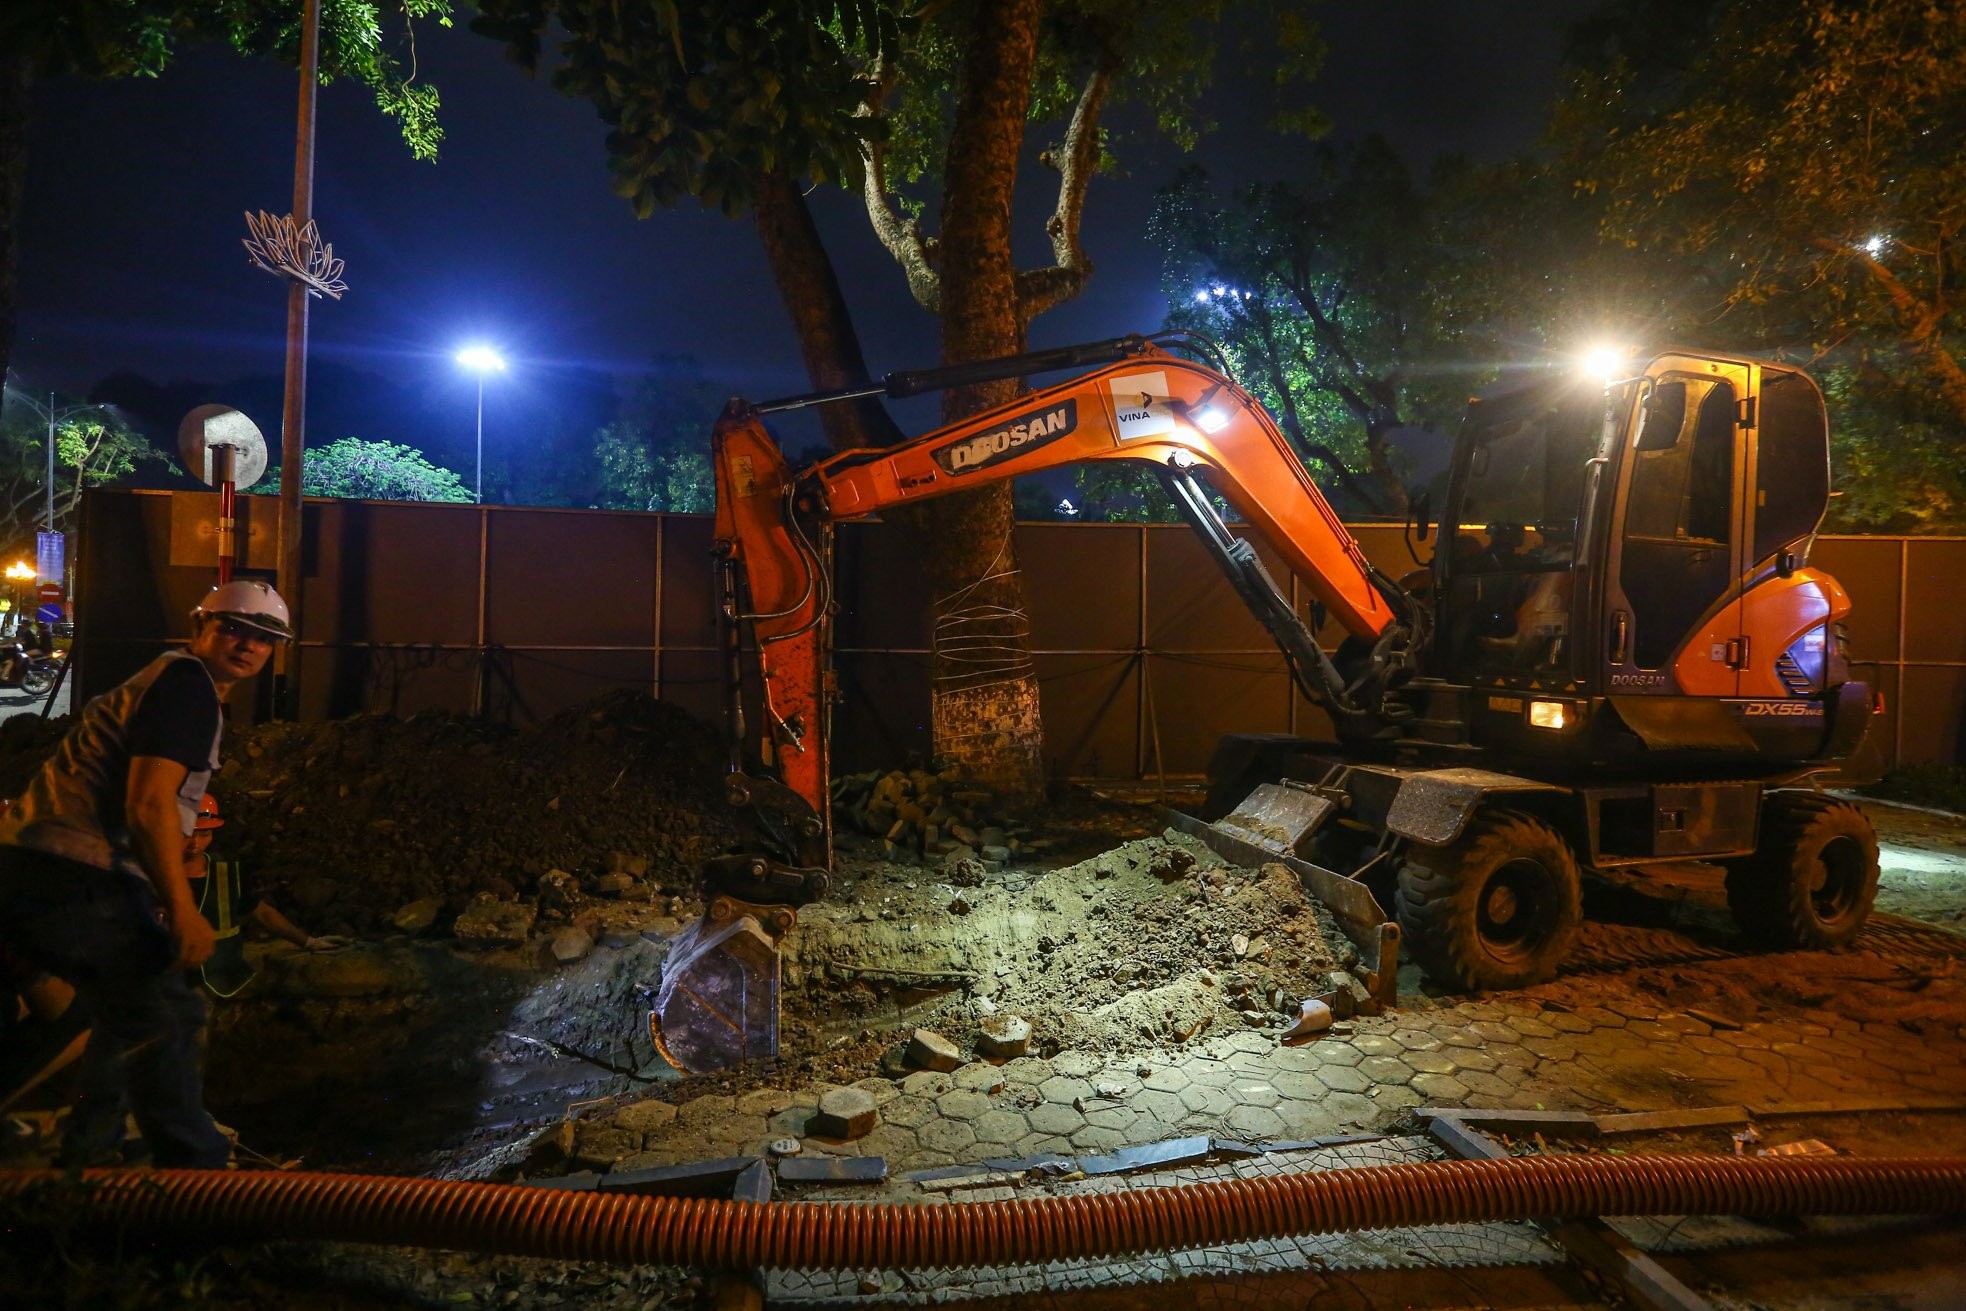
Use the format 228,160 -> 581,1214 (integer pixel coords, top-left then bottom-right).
2,697 -> 1964,1309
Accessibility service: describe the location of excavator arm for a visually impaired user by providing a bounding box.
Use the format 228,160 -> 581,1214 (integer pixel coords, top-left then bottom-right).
713,336 -> 1411,837
656,335 -> 1415,1073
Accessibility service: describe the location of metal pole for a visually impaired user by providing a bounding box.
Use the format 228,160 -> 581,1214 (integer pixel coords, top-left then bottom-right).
44,391 -> 54,533
274,0 -> 322,719
475,375 -> 484,504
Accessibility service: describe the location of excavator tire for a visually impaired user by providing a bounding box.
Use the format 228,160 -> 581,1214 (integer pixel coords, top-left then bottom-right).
1724,794 -> 1878,950
1395,810 -> 1581,991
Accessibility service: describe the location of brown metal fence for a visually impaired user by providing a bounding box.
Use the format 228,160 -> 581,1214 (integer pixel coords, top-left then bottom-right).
77,489 -> 1964,776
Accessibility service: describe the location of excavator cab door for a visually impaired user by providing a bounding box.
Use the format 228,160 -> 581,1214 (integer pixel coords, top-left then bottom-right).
1602,358 -> 1754,698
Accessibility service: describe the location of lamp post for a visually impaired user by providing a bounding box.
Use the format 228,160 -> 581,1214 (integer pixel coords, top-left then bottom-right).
454,346 -> 506,504
2,383 -> 107,533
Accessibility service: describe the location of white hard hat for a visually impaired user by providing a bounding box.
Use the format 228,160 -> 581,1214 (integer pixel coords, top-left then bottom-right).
193,579 -> 293,641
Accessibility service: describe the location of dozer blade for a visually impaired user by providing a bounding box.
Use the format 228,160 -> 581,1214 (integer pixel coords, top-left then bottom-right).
1210,781 -> 1336,857
650,900 -> 794,1075
1163,779 -> 1401,1008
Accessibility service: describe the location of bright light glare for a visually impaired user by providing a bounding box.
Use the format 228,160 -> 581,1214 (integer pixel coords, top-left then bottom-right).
1861,234 -> 1887,257
1194,290 -> 1211,303
4,561 -> 34,581
1194,405 -> 1231,434
455,345 -> 507,373
1580,344 -> 1628,382
1528,700 -> 1569,730
1211,284 -> 1227,297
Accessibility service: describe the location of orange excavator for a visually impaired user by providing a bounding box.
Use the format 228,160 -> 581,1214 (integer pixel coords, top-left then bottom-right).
651,333 -> 1880,1073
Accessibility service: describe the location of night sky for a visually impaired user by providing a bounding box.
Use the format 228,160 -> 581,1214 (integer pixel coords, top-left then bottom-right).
14,2 -> 1578,475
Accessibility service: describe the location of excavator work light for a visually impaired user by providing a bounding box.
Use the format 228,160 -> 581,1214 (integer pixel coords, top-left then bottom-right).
1193,405 -> 1231,434
1528,700 -> 1570,730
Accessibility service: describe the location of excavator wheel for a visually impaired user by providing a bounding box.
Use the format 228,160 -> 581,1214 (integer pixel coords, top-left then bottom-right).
1724,794 -> 1879,950
1395,810 -> 1581,991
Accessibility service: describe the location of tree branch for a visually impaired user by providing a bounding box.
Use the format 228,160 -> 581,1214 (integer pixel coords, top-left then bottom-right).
858,54 -> 941,314
1017,65 -> 1109,321
1827,237 -> 1966,425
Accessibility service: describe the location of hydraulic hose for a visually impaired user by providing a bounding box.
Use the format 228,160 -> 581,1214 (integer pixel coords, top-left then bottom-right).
2,1154 -> 1961,1271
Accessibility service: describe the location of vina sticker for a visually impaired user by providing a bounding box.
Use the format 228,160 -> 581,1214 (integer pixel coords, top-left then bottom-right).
932,400 -> 1080,475
1109,371 -> 1176,441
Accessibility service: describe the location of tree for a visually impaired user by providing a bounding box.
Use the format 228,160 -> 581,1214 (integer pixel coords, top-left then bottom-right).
471,0 -> 1325,794
589,356 -> 730,513
1556,0 -> 1966,422
0,0 -> 450,392
250,437 -> 470,502
0,393 -> 161,552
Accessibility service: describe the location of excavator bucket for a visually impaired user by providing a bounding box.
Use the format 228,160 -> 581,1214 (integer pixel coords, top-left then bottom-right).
649,896 -> 798,1075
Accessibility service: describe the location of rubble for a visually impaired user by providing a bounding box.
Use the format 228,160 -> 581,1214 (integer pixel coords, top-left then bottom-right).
454,896 -> 536,947
391,897 -> 441,934
833,767 -> 1032,865
975,1013 -> 1032,1060
549,926 -> 594,964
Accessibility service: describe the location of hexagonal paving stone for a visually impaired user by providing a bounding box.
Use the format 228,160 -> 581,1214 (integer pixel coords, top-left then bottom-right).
1184,1062 -> 1236,1089
1359,1055 -> 1415,1085
1574,1005 -> 1627,1028
735,1088 -> 801,1117
1028,1102 -> 1086,1136
901,1071 -> 954,1097
1314,1063 -> 1370,1094
1223,1031 -> 1274,1056
1506,1016 -> 1559,1040
989,1055 -> 1043,1082
1038,1074 -> 1095,1105
1322,1090 -> 1378,1125
1229,1080 -> 1283,1109
936,1089 -> 994,1122
1450,1048 -> 1500,1073
1052,1051 -> 1102,1078
1272,1070 -> 1328,1101
918,1119 -> 978,1155
1271,1045 -> 1324,1074
1455,1070 -> 1516,1100
882,1096 -> 940,1130
1545,1012 -> 1594,1034
1606,998 -> 1661,1021
1136,1089 -> 1188,1123
1317,1043 -> 1364,1068
1436,1028 -> 1484,1049
1371,1085 -> 1422,1114
1353,1034 -> 1404,1058
1178,1084 -> 1234,1118
953,1063 -> 1008,1093
1085,1105 -> 1136,1132
973,1109 -> 1029,1145
1409,1072 -> 1471,1102
1519,1035 -> 1576,1061
1403,1050 -> 1459,1076
1071,1125 -> 1128,1151
1469,1021 -> 1519,1044
1224,1104 -> 1287,1139
858,1124 -> 920,1159
1391,1028 -> 1446,1053
1142,1065 -> 1192,1094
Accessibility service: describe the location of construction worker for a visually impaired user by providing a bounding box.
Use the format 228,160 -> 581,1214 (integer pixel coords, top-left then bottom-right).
187,794 -> 346,996
0,580 -> 291,1168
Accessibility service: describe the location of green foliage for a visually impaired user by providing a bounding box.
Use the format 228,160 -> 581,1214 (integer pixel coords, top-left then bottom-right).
588,356 -> 728,512
250,437 -> 471,502
0,0 -> 452,161
0,392 -> 161,549
1067,464 -> 1182,523
470,0 -> 903,217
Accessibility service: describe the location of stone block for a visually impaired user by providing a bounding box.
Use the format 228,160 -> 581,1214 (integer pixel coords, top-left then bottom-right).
599,1156 -> 759,1198
907,1028 -> 963,1073
613,1097 -> 680,1135
975,1014 -> 1032,1060
810,1087 -> 879,1140
550,926 -> 594,964
778,1155 -> 889,1184
571,1123 -> 641,1169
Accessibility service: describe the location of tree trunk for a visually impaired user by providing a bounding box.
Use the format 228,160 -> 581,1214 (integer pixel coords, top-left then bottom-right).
0,58 -> 30,399
900,0 -> 1048,801
750,169 -> 905,452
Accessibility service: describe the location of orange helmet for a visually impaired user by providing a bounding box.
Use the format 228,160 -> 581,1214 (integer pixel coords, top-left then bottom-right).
195,794 -> 224,831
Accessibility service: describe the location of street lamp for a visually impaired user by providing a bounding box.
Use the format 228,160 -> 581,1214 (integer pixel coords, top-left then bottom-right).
454,346 -> 506,504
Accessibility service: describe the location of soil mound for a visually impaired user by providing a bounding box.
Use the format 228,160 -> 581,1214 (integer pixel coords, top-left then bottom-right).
213,690 -> 748,934
787,832 -> 1342,1056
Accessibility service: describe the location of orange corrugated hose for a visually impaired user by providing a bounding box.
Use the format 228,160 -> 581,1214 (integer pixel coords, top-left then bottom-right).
1,1154 -> 1960,1270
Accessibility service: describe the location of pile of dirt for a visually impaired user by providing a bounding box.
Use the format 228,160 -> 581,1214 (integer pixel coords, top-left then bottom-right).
784,831 -> 1344,1058
213,690 -> 751,935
